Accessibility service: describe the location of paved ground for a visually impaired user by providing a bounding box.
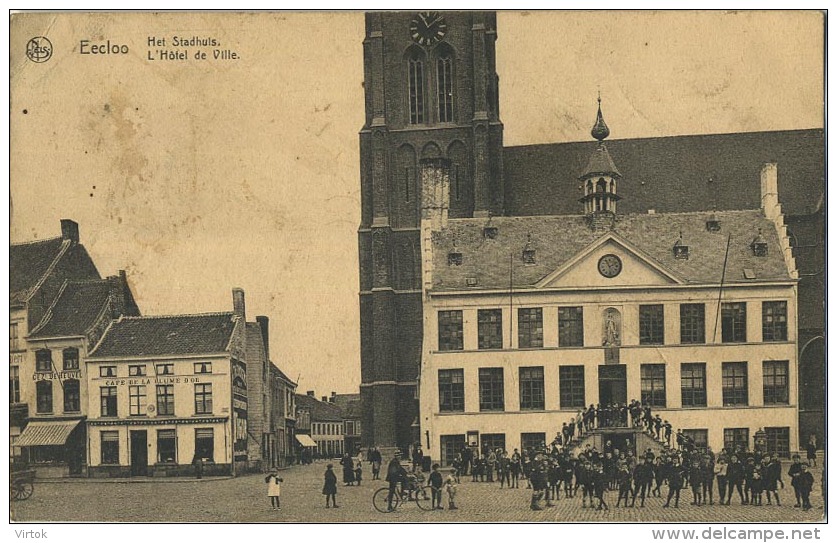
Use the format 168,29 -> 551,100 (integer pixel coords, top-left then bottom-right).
11,460 -> 825,523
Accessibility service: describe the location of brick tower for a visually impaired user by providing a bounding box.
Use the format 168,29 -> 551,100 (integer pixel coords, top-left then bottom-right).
358,11 -> 504,450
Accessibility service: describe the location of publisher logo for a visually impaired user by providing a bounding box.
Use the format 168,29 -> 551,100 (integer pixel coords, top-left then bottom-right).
26,37 -> 53,63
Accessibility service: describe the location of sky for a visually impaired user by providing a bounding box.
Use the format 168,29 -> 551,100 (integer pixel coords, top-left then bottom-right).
9,11 -> 824,396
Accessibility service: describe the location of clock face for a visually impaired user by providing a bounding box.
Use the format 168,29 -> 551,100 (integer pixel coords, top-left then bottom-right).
598,254 -> 623,278
410,11 -> 447,46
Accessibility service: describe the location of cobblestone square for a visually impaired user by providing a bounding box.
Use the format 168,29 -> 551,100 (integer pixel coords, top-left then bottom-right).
11,460 -> 825,523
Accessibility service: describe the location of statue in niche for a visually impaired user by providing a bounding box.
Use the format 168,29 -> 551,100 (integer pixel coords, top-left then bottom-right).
603,308 -> 622,346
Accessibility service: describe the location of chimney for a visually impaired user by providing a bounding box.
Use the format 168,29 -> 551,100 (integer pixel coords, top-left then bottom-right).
232,288 -> 246,321
60,219 -> 79,243
760,163 -> 780,221
420,158 -> 450,232
256,316 -> 270,359
322,396 -> 328,403
106,273 -> 127,318
306,390 -> 315,397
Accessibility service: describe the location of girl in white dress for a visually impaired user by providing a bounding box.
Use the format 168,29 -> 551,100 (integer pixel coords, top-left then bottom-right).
265,472 -> 283,510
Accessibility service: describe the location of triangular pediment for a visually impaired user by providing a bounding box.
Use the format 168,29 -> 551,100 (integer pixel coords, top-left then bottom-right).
537,232 -> 685,289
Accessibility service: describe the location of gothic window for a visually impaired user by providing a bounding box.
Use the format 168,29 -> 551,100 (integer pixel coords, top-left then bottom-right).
436,51 -> 454,122
406,49 -> 426,124
597,178 -> 606,192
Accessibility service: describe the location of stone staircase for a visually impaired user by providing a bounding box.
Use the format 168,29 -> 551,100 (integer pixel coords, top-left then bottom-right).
569,426 -> 667,457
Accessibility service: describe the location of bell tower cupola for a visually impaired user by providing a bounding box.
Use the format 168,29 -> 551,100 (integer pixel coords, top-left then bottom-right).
578,94 -> 622,219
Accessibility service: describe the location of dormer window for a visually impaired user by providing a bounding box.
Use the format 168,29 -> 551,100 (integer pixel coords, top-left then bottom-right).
483,227 -> 498,239
751,228 -> 768,257
706,212 -> 721,232
448,250 -> 463,266
673,231 -> 689,260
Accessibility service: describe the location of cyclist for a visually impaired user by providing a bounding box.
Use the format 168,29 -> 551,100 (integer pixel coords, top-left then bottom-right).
385,452 -> 407,511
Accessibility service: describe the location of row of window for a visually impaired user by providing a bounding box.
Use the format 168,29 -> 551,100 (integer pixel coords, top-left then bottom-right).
31,353 -> 215,376
438,301 -> 788,351
99,428 -> 215,465
34,379 -> 81,413
437,360 -> 789,412
437,426 -> 792,464
98,362 -> 213,378
98,384 -> 213,417
312,422 -> 342,436
33,348 -> 80,371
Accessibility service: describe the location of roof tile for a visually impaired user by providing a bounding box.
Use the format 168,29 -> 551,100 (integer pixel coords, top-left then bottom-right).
431,210 -> 791,291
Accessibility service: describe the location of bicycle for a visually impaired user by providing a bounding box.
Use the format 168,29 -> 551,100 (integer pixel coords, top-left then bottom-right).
373,483 -> 433,513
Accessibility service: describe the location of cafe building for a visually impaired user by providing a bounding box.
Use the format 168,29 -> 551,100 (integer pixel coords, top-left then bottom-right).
85,289 -> 249,477
15,273 -> 139,477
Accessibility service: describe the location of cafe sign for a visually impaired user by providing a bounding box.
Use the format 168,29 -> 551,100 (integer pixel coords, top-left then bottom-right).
33,370 -> 81,381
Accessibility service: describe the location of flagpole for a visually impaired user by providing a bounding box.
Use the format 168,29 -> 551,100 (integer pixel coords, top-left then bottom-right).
713,234 -> 733,343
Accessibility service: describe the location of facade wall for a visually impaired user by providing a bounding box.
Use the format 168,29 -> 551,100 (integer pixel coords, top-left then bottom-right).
10,307 -> 29,460
86,355 -> 236,476
420,282 -> 799,459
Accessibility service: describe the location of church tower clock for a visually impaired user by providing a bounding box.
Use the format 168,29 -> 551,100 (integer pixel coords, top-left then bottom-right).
358,11 -> 505,450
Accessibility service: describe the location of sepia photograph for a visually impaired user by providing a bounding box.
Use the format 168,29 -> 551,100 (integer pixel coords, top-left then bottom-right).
7,9 -> 826,526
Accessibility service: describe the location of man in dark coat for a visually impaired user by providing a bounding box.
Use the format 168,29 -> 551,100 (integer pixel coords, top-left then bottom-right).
726,455 -> 746,505
385,452 -> 407,511
663,458 -> 685,508
632,456 -> 654,507
530,462 -> 548,510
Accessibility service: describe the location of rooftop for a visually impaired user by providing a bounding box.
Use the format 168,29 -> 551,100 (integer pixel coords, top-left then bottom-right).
431,209 -> 791,291
29,280 -> 112,339
90,312 -> 238,358
504,129 -> 824,218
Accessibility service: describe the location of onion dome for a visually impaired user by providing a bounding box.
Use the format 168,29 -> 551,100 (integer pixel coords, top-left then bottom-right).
591,94 -> 610,142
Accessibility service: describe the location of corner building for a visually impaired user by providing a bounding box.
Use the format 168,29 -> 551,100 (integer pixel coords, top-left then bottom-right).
357,11 -> 823,453
85,290 -> 249,477
418,108 -> 800,461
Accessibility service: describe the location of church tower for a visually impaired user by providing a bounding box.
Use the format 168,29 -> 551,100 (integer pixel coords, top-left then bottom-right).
358,11 -> 504,450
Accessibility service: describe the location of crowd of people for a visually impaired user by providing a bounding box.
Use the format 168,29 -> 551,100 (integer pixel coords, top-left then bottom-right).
439,401 -> 820,513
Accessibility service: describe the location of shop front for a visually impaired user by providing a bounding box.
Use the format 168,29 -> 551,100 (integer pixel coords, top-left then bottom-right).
15,418 -> 87,477
87,417 -> 232,477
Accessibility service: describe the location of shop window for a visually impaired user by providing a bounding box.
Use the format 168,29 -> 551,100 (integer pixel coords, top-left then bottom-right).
101,431 -> 119,464
157,430 -> 177,463
195,428 -> 214,462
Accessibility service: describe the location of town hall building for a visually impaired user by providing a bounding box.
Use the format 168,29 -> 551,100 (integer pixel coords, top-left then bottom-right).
356,11 -> 823,455
418,102 -> 800,461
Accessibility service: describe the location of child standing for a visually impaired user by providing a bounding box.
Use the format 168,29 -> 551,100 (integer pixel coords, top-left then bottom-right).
798,464 -> 814,511
429,463 -> 444,510
354,458 -> 363,486
444,468 -> 459,510
322,464 -> 338,508
265,471 -> 283,510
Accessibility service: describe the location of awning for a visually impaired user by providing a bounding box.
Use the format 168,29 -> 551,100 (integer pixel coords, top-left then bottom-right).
16,420 -> 81,447
295,434 -> 317,448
